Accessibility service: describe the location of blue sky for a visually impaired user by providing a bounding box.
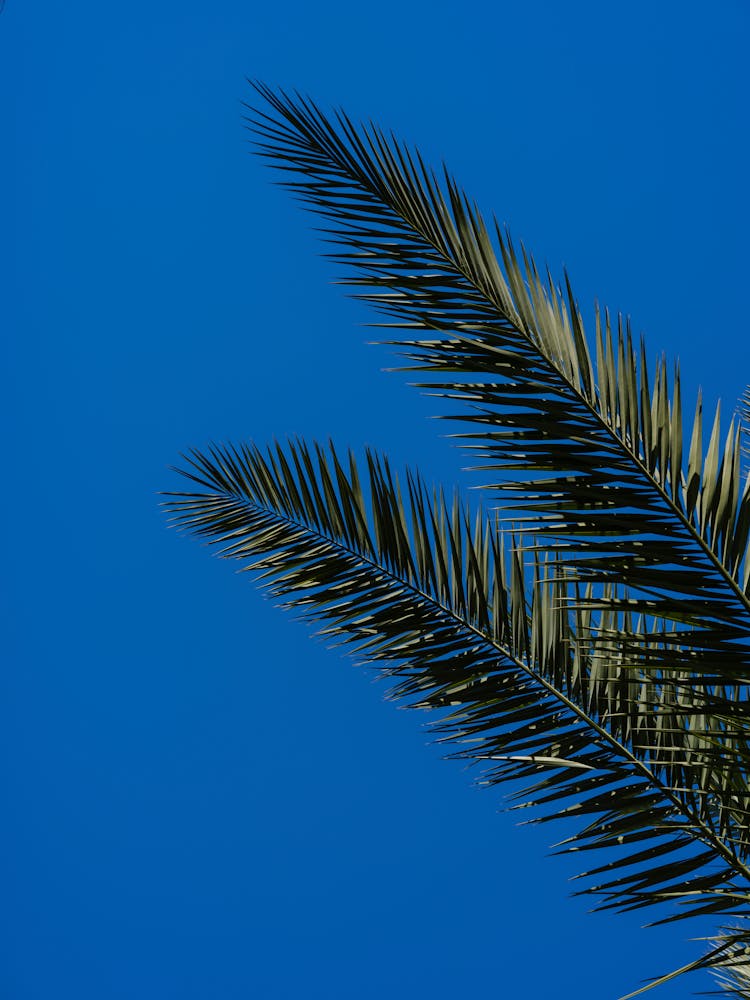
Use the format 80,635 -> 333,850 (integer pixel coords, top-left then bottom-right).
4,2 -> 749,998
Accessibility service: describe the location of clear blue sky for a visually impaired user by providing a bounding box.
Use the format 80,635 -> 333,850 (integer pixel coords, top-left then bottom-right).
4,2 -> 749,998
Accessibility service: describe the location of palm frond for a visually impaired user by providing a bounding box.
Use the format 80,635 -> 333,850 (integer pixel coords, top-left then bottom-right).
243,83 -> 750,695
163,440 -> 750,992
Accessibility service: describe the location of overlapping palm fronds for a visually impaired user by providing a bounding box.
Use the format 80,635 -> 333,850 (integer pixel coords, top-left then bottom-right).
244,82 -> 750,693
165,84 -> 750,995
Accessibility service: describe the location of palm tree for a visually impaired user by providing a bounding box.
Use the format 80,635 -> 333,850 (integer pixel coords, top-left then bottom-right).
163,83 -> 750,998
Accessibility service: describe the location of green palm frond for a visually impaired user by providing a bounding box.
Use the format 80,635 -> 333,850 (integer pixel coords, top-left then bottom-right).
243,83 -> 750,696
164,440 -> 750,994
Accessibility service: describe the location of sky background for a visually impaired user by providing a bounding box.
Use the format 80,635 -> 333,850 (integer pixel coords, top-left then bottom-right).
4,2 -> 750,998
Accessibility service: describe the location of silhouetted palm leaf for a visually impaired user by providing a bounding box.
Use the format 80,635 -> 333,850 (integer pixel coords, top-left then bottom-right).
164,441 -> 750,995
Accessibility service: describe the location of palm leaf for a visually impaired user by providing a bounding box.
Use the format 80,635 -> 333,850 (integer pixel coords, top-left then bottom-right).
164,439 -> 750,994
243,83 -> 750,697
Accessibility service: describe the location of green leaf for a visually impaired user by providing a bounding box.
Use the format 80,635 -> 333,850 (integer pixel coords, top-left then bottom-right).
163,439 -> 750,949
